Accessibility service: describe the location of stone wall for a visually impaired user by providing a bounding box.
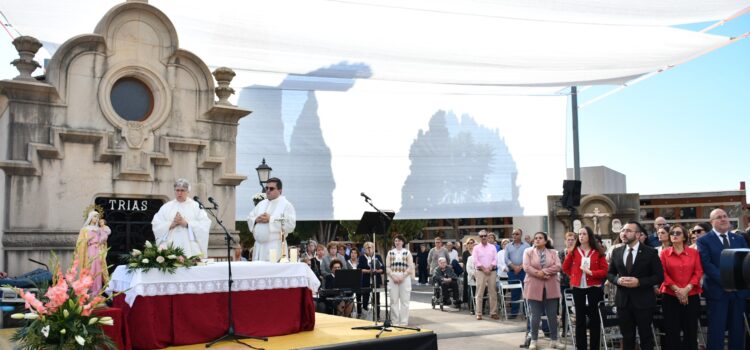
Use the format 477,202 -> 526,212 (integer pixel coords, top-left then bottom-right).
0,2 -> 249,275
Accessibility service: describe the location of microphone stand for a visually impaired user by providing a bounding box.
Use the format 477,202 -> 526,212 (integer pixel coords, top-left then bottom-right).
200,199 -> 268,349
351,196 -> 421,338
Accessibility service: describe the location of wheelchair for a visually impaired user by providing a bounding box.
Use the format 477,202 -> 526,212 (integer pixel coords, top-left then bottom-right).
431,279 -> 461,311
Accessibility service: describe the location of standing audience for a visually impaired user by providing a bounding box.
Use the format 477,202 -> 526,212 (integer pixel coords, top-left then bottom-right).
648,216 -> 667,247
659,224 -> 703,350
496,239 -> 511,280
427,237 -> 451,277
417,244 -> 429,285
386,235 -> 415,326
523,232 -> 564,350
462,238 -> 476,310
472,230 -> 499,320
655,225 -> 671,256
557,232 -> 575,339
358,241 -> 384,318
563,227 -> 608,350
698,208 -> 748,350
607,221 -> 664,350
505,228 -> 531,318
322,241 -> 347,276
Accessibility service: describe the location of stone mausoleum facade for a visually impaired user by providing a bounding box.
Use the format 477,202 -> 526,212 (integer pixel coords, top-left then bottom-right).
0,0 -> 249,274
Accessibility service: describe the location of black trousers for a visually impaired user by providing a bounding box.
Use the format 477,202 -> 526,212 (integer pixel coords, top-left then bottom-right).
440,280 -> 459,304
617,302 -> 655,350
662,294 -> 699,350
572,286 -> 604,350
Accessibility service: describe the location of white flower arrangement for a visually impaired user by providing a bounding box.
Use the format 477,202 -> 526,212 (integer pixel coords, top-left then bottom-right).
253,192 -> 266,206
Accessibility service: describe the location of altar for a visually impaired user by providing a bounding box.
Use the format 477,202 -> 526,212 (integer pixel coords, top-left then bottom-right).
108,261 -> 320,350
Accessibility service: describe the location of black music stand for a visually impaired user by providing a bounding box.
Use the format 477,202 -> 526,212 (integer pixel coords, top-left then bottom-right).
351,205 -> 420,337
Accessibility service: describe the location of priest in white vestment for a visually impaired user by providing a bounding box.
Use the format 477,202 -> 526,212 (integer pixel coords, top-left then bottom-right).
151,178 -> 211,257
248,177 -> 296,262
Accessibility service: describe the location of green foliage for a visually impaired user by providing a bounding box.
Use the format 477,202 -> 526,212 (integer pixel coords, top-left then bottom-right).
125,241 -> 201,274
390,219 -> 427,242
236,221 -> 253,249
8,253 -> 117,350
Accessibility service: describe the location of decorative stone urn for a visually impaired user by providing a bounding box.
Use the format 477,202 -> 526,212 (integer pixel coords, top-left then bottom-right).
212,67 -> 236,105
11,36 -> 43,81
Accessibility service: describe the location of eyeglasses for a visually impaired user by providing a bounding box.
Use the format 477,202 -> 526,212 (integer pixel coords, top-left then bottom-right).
266,187 -> 277,191
692,229 -> 704,233
478,235 -> 487,238
670,231 -> 684,236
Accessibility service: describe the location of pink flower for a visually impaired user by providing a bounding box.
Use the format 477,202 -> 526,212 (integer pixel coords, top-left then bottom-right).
81,296 -> 104,316
71,274 -> 93,298
177,256 -> 185,263
19,289 -> 47,314
65,259 -> 80,284
44,277 -> 70,312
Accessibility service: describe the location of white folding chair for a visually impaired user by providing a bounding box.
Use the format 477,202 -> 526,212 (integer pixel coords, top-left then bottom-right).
563,288 -> 576,348
598,300 -> 623,350
498,279 -> 525,320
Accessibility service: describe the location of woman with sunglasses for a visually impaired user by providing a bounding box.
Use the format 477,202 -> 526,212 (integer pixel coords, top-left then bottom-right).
562,226 -> 608,350
659,224 -> 703,350
688,223 -> 710,249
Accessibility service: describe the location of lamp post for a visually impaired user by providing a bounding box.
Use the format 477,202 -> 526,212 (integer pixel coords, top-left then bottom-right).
255,158 -> 272,192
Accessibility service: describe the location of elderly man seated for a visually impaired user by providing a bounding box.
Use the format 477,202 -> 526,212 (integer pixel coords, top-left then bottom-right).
433,257 -> 461,308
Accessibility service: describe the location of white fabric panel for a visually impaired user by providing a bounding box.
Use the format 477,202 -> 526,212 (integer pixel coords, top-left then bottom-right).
0,0 -> 733,87
235,89 -> 568,220
107,261 -> 321,306
337,0 -> 750,26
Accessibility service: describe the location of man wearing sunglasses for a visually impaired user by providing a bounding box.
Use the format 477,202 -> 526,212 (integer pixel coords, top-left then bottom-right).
248,177 -> 297,262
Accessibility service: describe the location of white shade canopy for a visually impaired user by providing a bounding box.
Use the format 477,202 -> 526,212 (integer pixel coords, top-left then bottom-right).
0,0 -> 746,91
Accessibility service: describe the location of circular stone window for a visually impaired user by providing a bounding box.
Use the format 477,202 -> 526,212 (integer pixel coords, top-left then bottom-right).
110,77 -> 154,121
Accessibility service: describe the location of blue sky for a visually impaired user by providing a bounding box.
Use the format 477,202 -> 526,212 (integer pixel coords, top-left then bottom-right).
573,16 -> 750,199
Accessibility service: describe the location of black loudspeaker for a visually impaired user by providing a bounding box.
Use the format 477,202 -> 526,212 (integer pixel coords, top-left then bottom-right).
561,180 -> 582,208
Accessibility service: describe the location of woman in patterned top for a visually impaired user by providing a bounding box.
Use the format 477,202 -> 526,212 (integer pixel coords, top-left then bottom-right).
386,234 -> 415,326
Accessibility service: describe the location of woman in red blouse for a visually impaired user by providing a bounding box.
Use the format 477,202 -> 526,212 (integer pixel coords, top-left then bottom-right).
562,226 -> 608,350
659,224 -> 703,350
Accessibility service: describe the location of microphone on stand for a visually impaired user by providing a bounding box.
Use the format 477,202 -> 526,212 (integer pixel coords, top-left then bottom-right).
193,196 -> 205,209
208,197 -> 219,209
360,192 -> 372,202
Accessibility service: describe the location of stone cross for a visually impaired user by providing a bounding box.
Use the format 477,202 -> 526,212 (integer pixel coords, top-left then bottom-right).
584,207 -> 611,236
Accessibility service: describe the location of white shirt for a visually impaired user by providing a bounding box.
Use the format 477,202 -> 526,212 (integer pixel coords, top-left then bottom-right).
496,249 -> 508,279
713,230 -> 730,247
448,249 -> 459,263
622,241 -> 640,267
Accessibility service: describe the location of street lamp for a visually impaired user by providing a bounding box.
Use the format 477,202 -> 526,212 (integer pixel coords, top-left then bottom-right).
255,158 -> 272,192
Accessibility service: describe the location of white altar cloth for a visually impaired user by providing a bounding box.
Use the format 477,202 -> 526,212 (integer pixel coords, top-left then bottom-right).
107,261 -> 321,306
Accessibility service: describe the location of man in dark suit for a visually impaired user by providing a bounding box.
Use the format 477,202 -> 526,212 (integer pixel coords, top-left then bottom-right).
607,221 -> 664,350
697,208 -> 748,350
646,216 -> 666,247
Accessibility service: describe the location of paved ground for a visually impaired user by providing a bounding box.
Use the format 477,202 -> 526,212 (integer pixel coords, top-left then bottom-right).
361,283 -> 571,350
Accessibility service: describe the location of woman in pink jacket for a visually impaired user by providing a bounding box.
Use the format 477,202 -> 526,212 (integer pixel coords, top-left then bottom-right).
523,232 -> 565,350
562,226 -> 609,350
